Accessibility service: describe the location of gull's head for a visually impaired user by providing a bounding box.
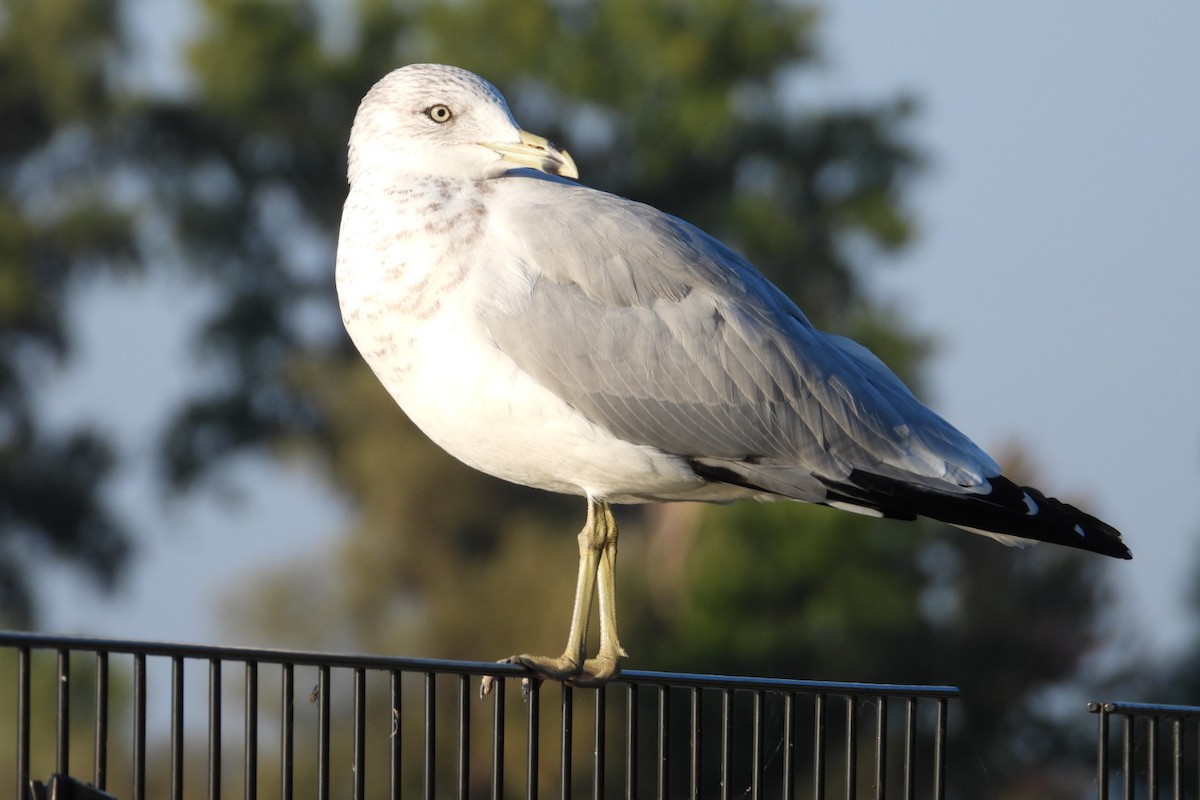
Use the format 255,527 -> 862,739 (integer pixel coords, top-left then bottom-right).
347,63 -> 577,184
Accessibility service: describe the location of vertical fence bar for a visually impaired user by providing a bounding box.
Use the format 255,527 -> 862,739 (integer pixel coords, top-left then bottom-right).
393,671 -> 408,796
1122,715 -> 1133,800
491,676 -> 505,800
593,687 -> 605,800
874,696 -> 887,800
526,680 -> 541,800
172,655 -> 185,800
56,648 -> 69,775
658,685 -> 670,800
244,662 -> 258,800
626,684 -> 639,800
94,652 -> 109,790
425,672 -> 436,800
391,670 -> 403,800
783,693 -> 796,800
902,697 -> 917,800
132,653 -> 146,800
354,667 -> 366,800
933,697 -> 948,800
689,688 -> 702,800
1172,717 -> 1182,800
1095,704 -> 1109,800
281,663 -> 294,800
318,665 -> 331,800
17,646 -> 30,798
560,684 -> 573,800
391,671 -> 405,800
813,693 -> 827,800
209,658 -> 222,800
720,689 -> 732,800
751,691 -> 764,800
459,674 -> 471,800
844,695 -> 857,800
1148,716 -> 1159,800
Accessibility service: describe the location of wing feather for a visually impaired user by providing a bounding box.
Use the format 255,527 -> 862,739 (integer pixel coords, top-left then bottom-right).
479,177 -> 997,493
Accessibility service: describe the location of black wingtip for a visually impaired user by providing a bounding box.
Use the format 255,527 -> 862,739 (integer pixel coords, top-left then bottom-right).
1011,483 -> 1131,560
826,471 -> 1132,560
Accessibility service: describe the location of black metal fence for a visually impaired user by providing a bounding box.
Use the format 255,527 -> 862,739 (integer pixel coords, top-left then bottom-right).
1090,700 -> 1200,800
0,631 -> 959,799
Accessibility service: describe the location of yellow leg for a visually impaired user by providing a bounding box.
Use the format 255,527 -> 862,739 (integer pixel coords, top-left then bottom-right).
481,498 -> 627,696
576,500 -> 627,686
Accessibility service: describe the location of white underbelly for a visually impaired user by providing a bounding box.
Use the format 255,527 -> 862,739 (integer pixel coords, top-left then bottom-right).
357,312 -> 724,503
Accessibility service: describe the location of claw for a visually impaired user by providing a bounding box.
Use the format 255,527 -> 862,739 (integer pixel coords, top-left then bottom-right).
480,656 -> 556,699
520,676 -> 542,701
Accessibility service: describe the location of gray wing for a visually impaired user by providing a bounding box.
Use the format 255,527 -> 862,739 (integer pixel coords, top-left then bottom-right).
481,177 -> 999,497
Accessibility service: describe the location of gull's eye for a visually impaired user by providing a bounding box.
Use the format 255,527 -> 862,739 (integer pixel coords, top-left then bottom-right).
426,104 -> 453,124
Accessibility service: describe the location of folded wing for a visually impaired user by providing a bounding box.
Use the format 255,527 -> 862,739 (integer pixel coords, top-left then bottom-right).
480,177 -> 1130,559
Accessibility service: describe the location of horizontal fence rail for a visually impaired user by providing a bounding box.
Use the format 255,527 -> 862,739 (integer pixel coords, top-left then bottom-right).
1090,700 -> 1200,800
1,631 -> 958,799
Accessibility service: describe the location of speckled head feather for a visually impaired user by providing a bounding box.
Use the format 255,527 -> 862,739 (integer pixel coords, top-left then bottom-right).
347,64 -> 526,183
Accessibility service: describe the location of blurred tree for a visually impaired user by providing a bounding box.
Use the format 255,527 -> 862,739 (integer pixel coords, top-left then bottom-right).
0,0 -> 133,627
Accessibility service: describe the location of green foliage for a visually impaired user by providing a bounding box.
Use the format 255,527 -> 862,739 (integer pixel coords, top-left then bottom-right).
655,503 -> 931,677
0,0 -> 116,133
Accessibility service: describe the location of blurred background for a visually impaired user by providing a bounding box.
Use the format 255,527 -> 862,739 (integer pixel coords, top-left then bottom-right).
1,0 -> 1198,796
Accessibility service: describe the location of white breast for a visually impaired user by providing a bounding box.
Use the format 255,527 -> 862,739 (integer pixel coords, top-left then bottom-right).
335,178 -> 720,503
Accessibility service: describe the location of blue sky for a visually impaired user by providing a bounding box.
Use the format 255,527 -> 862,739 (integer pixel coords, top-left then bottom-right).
817,3 -> 1200,651
37,2 -> 1200,658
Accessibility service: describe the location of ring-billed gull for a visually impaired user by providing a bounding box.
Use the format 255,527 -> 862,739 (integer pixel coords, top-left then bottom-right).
335,64 -> 1131,689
